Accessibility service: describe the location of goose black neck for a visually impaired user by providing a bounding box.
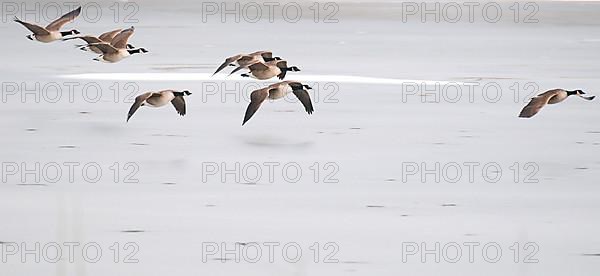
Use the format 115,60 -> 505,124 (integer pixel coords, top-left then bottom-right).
128,49 -> 144,54
173,91 -> 191,97
285,66 -> 299,72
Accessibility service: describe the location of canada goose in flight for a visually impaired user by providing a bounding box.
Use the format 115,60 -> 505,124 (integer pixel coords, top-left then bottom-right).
86,27 -> 148,63
14,6 -> 81,42
127,90 -> 192,122
63,29 -> 135,54
230,60 -> 300,80
519,89 -> 595,118
213,51 -> 281,75
243,81 -> 314,125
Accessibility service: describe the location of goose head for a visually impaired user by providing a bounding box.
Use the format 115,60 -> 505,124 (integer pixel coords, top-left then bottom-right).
569,89 -> 595,100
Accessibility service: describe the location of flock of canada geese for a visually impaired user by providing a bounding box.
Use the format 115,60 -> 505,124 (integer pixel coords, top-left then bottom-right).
13,6 -> 596,123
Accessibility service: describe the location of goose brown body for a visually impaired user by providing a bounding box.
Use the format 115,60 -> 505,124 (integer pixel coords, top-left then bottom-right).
14,6 -> 81,42
519,89 -> 595,118
242,81 -> 314,125
213,51 -> 277,75
88,27 -> 147,63
127,90 -> 192,122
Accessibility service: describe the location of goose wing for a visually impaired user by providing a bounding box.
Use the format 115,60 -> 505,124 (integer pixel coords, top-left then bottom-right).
249,50 -> 272,58
228,64 -> 249,76
98,29 -> 123,42
243,88 -> 270,125
213,54 -> 242,75
285,81 -> 303,90
111,27 -> 135,49
127,92 -> 153,122
277,71 -> 288,80
14,18 -> 49,35
171,96 -> 187,116
275,60 -> 289,80
87,43 -> 119,54
63,35 -> 102,44
519,90 -> 560,118
292,89 -> 314,114
237,55 -> 258,65
46,6 -> 81,31
259,51 -> 273,59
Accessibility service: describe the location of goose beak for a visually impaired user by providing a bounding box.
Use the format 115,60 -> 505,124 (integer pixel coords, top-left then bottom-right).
26,35 -> 33,40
